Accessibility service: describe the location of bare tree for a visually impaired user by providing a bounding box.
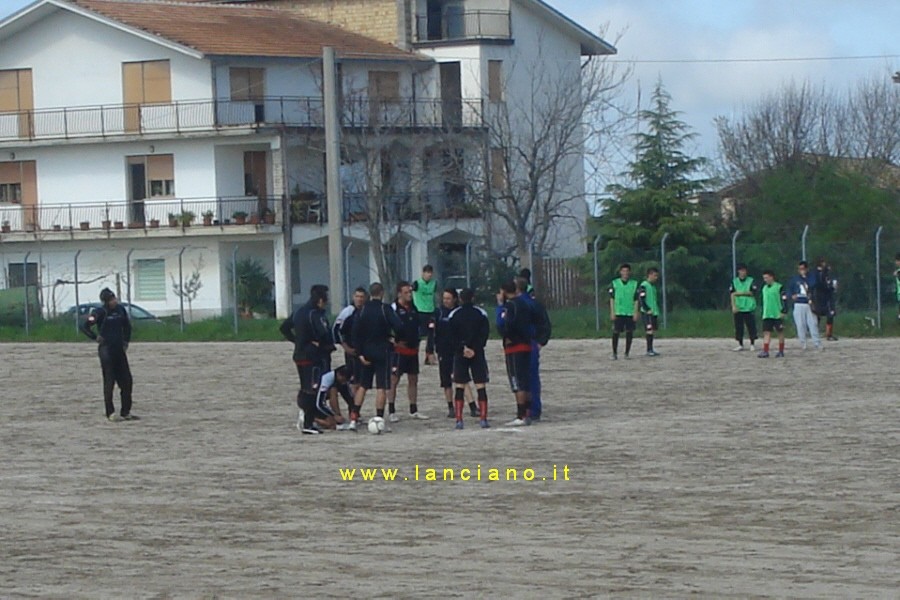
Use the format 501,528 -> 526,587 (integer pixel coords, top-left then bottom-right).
456,30 -> 632,266
171,255 -> 203,322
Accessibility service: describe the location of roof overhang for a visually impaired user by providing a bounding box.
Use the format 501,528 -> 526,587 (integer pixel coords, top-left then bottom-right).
518,0 -> 616,56
0,0 -> 204,58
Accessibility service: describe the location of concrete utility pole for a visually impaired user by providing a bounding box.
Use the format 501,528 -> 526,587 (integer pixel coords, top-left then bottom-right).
324,46 -> 345,316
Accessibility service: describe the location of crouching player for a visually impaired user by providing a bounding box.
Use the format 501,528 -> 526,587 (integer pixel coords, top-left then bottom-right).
758,270 -> 788,359
449,288 -> 491,429
297,365 -> 354,433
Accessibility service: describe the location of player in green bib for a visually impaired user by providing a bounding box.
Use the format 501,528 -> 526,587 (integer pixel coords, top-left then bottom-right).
758,270 -> 788,358
729,263 -> 759,352
412,265 -> 438,365
608,263 -> 639,359
637,267 -> 661,357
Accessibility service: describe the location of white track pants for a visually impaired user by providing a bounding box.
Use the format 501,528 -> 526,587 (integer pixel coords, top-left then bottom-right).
793,303 -> 820,347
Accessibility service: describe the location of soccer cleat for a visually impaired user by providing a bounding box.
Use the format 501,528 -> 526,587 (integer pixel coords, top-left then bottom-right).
301,427 -> 321,435
388,413 -> 400,423
504,418 -> 527,427
757,351 -> 769,358
107,414 -> 122,422
469,405 -> 478,418
610,353 -> 618,361
121,414 -> 140,421
827,335 -> 838,342
750,344 -> 756,352
455,420 -> 464,430
480,419 -> 491,429
447,407 -> 455,418
335,422 -> 351,431
347,420 -> 358,431
775,351 -> 785,358
295,409 -> 305,431
410,412 -> 430,420
732,345 -> 744,352
646,350 -> 660,357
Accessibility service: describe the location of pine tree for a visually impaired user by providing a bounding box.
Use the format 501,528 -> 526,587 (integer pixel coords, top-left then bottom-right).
600,80 -> 712,248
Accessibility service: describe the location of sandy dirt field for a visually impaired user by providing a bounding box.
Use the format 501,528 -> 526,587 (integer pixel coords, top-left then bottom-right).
1,338 -> 898,599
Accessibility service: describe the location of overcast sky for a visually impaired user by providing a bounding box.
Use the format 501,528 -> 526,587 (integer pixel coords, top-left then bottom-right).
2,0 -> 898,161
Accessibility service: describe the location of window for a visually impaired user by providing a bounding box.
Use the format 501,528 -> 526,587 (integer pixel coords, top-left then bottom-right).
0,182 -> 21,204
135,259 -> 166,301
490,147 -> 506,191
128,155 -> 175,198
230,68 -> 265,101
488,60 -> 503,103
369,71 -> 400,101
7,262 -> 37,288
123,60 -> 171,132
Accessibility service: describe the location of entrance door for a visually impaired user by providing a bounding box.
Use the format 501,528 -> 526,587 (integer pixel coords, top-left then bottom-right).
440,62 -> 462,128
243,151 -> 268,215
128,160 -> 147,224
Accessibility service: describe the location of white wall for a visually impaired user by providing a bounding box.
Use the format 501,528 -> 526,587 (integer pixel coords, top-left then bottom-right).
0,8 -> 212,108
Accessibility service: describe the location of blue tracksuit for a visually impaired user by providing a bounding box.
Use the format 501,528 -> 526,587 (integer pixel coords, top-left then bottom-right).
519,294 -> 542,419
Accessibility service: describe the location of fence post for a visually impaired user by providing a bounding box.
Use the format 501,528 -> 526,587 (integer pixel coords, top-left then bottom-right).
404,239 -> 413,282
232,245 -> 239,335
875,226 -> 883,330
593,234 -> 601,332
125,248 -> 134,320
23,251 -> 31,337
178,247 -> 186,332
660,232 -> 670,330
344,240 -> 354,305
465,239 -> 472,289
801,224 -> 809,262
74,250 -> 81,336
731,230 -> 741,279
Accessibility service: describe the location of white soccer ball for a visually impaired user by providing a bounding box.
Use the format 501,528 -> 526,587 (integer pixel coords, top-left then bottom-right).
367,416 -> 385,434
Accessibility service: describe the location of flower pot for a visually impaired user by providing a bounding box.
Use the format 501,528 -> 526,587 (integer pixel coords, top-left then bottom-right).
102,220 -> 112,230
168,218 -> 179,227
263,212 -> 275,225
249,213 -> 260,225
53,224 -> 62,231
128,222 -> 143,230
113,221 -> 124,230
149,219 -> 160,229
234,215 -> 247,225
203,216 -> 213,226
1,224 -> 11,233
80,221 -> 90,231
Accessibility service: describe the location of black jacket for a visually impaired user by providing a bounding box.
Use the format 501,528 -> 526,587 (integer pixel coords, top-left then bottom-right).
391,300 -> 421,348
81,305 -> 131,351
434,304 -> 457,357
448,303 -> 490,353
351,299 -> 404,360
280,300 -> 333,362
497,295 -> 535,347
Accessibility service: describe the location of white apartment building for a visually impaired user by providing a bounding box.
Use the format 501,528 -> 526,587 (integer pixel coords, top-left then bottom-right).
0,0 -> 614,319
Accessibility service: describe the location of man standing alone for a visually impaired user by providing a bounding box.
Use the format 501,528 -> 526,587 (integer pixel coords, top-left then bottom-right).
788,261 -> 821,351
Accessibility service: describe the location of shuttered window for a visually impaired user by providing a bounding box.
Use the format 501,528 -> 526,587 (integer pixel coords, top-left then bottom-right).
135,259 -> 166,301
230,68 -> 265,101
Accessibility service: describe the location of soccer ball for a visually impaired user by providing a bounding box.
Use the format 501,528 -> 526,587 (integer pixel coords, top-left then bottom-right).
367,416 -> 385,435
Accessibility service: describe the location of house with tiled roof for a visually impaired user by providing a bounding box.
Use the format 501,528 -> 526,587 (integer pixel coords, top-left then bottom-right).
0,0 -> 613,319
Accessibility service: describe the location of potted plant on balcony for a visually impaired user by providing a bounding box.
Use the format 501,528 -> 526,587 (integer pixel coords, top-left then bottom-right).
168,213 -> 179,227
232,211 -> 248,225
128,221 -> 143,229
179,211 -> 196,227
249,212 -> 260,225
113,220 -> 125,230
149,218 -> 160,229
1,220 -> 10,233
262,208 -> 276,225
101,218 -> 112,230
53,224 -> 62,232
202,210 -> 214,226
79,221 -> 90,231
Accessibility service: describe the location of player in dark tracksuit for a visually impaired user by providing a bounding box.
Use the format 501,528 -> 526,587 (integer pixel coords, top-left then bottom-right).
81,288 -> 137,422
436,287 -> 475,418
333,287 -> 367,395
496,280 -> 536,427
813,258 -> 838,341
388,281 -> 429,421
349,282 -> 404,431
516,276 -> 550,421
280,285 -> 334,435
448,288 -> 491,429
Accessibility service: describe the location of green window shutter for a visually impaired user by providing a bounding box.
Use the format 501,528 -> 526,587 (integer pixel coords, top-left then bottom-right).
135,259 -> 166,301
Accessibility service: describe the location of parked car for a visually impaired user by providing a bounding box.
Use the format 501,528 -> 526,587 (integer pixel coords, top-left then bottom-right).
64,302 -> 163,324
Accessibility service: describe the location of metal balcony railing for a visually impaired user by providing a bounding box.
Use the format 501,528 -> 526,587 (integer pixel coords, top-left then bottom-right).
0,196 -> 281,234
0,96 -> 486,143
289,192 -> 482,225
415,9 -> 511,43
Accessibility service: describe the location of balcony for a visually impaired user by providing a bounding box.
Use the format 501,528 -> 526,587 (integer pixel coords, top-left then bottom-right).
0,196 -> 282,237
0,97 -> 486,144
414,9 -> 511,44
290,192 -> 482,226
